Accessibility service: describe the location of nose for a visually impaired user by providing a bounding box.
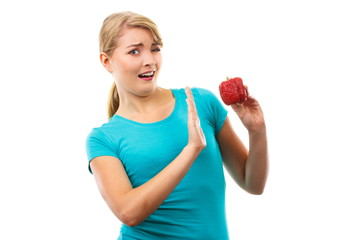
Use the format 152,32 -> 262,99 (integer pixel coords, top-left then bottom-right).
144,51 -> 156,68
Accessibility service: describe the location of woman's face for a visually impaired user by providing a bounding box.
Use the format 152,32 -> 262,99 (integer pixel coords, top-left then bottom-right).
107,27 -> 162,97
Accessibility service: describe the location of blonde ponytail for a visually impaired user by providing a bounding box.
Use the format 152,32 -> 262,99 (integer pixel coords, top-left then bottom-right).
107,82 -> 119,119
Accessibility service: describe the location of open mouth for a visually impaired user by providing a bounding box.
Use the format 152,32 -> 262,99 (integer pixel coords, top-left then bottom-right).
138,71 -> 155,79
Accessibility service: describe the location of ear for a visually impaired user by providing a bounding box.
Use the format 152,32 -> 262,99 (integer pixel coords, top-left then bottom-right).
100,52 -> 113,73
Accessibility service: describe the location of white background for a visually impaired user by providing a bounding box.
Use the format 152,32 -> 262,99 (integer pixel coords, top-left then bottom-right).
1,0 -> 359,239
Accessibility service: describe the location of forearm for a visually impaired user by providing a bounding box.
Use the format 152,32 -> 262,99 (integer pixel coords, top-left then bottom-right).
116,145 -> 201,226
245,126 -> 269,194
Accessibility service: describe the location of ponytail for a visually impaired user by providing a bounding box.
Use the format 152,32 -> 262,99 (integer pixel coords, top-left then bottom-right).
107,82 -> 119,119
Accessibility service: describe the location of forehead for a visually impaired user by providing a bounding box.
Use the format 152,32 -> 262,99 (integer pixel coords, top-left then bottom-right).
117,27 -> 155,47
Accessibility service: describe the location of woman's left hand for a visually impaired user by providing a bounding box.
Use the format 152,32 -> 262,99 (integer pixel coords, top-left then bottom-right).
219,88 -> 268,194
231,95 -> 265,133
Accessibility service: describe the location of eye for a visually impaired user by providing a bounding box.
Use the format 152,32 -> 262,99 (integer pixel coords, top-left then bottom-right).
129,49 -> 140,55
151,47 -> 161,52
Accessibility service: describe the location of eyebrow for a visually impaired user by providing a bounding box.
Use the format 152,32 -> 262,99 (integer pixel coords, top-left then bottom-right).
126,43 -> 160,48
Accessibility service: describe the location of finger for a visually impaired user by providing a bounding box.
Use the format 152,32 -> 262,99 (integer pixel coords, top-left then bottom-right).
186,98 -> 193,115
186,99 -> 197,130
185,86 -> 194,102
185,87 -> 197,115
186,97 -> 197,119
231,103 -> 244,113
186,91 -> 202,130
185,87 -> 193,112
185,86 -> 191,96
244,96 -> 260,108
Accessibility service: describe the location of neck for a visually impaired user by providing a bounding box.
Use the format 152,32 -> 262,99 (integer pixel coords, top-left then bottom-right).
116,86 -> 171,116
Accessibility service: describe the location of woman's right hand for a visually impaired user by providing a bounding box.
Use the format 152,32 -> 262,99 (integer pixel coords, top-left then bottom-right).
90,88 -> 207,227
185,87 -> 206,152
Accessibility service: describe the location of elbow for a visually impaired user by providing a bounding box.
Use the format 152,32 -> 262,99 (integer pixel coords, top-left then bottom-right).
245,171 -> 268,195
244,183 -> 266,195
248,187 -> 265,195
107,194 -> 149,227
121,217 -> 141,227
116,208 -> 145,227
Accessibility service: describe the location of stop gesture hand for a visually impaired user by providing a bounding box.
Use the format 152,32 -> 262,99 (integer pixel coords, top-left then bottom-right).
185,87 -> 206,151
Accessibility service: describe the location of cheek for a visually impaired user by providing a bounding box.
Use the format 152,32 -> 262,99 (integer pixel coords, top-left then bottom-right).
116,58 -> 139,74
155,55 -> 163,67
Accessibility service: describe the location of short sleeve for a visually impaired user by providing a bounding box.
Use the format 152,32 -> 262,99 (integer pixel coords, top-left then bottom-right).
86,128 -> 118,173
194,88 -> 228,135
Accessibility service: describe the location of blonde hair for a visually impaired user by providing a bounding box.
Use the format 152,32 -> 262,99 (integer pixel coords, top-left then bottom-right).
99,11 -> 163,119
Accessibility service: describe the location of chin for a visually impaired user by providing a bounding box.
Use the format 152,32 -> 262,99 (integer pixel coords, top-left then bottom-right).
136,82 -> 158,97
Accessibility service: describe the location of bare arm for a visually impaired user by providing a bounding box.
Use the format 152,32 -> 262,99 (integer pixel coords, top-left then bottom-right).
90,87 -> 206,226
217,96 -> 269,195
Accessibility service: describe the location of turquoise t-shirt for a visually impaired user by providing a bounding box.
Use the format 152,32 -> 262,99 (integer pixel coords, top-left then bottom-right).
86,88 -> 229,240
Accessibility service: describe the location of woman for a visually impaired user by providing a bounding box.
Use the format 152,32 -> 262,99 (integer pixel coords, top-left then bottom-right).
86,11 -> 268,240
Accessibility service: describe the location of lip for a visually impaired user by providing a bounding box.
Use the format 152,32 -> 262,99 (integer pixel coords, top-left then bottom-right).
139,70 -> 154,74
138,70 -> 156,81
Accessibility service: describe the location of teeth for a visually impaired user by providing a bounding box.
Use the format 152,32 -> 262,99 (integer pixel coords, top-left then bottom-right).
139,71 -> 154,77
